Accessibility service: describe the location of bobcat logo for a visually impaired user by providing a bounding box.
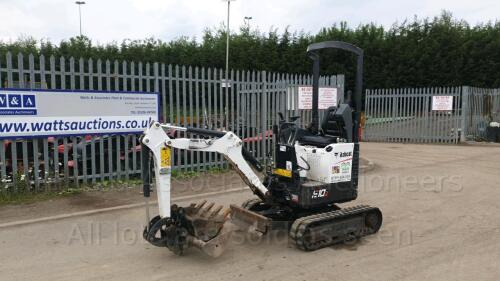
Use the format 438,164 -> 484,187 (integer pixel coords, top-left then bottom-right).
339,151 -> 352,157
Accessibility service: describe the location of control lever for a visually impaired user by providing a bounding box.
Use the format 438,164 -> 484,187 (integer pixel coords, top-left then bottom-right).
278,112 -> 284,121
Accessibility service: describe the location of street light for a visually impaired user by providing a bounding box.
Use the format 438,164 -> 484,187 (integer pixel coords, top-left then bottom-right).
75,1 -> 86,37
222,0 -> 235,84
222,0 -> 235,129
244,16 -> 252,28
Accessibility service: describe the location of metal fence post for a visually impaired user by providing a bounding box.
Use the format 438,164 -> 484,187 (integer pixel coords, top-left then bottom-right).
260,71 -> 268,166
460,86 -> 470,142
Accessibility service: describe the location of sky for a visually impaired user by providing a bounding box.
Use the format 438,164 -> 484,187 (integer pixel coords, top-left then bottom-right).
0,0 -> 499,44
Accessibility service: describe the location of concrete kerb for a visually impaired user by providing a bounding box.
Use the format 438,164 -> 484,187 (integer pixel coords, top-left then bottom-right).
0,186 -> 249,229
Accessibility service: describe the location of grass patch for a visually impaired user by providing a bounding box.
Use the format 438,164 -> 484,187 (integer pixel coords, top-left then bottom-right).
171,166 -> 229,179
0,188 -> 81,206
0,167 -> 231,206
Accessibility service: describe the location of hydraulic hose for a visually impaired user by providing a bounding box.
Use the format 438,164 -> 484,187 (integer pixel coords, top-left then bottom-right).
140,142 -> 151,198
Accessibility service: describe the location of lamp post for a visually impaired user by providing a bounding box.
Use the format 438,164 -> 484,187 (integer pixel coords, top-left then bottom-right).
244,16 -> 252,28
222,0 -> 235,84
75,1 -> 86,37
222,0 -> 235,129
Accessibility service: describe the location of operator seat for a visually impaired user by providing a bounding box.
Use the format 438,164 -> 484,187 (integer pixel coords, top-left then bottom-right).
298,104 -> 353,147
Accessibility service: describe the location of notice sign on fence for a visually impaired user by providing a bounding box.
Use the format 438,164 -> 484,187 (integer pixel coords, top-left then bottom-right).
0,89 -> 159,139
432,96 -> 454,111
298,86 -> 338,110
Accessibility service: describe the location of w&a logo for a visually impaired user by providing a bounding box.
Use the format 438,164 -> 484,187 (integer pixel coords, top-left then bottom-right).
0,93 -> 36,108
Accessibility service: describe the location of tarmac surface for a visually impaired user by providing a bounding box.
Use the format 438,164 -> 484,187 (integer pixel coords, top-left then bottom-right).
1,142 -> 499,281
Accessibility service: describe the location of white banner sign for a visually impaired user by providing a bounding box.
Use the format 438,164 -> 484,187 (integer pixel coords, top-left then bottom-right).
432,96 -> 453,111
0,89 -> 159,138
298,86 -> 338,110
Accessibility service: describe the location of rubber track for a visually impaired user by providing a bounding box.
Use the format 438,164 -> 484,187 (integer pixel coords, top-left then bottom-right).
289,205 -> 381,251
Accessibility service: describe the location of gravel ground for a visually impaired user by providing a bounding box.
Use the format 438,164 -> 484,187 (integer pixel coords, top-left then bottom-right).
0,142 -> 499,281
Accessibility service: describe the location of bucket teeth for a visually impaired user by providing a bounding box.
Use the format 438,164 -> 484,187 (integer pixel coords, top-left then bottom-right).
222,208 -> 232,220
209,205 -> 223,218
195,200 -> 207,211
183,201 -> 233,221
201,202 -> 215,216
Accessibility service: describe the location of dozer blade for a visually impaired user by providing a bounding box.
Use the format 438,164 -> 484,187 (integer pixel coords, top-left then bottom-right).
229,204 -> 271,236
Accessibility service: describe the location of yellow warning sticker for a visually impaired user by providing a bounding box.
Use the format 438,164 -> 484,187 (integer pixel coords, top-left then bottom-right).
160,147 -> 171,168
274,168 -> 292,178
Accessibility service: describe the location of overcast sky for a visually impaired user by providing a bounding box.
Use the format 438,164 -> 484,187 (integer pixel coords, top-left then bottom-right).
0,0 -> 499,44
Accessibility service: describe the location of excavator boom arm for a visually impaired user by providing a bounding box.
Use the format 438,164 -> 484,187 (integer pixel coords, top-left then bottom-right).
141,122 -> 269,218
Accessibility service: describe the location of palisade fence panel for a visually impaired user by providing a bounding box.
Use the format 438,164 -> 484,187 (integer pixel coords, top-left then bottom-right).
363,86 -> 500,143
462,87 -> 500,140
0,52 -> 344,192
364,87 -> 463,143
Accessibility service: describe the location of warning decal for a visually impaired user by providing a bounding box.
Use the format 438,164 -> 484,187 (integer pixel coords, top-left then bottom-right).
330,145 -> 354,183
160,147 -> 171,168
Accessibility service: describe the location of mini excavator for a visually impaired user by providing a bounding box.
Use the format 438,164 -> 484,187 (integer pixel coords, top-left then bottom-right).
140,41 -> 382,257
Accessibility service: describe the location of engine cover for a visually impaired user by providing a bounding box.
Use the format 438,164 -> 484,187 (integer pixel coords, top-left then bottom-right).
295,143 -> 354,184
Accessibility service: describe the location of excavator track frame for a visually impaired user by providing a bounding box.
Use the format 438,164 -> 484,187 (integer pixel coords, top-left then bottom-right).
289,205 -> 382,251
239,199 -> 383,252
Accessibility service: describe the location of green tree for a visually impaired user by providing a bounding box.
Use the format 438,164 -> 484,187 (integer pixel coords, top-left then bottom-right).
1,11 -> 499,89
